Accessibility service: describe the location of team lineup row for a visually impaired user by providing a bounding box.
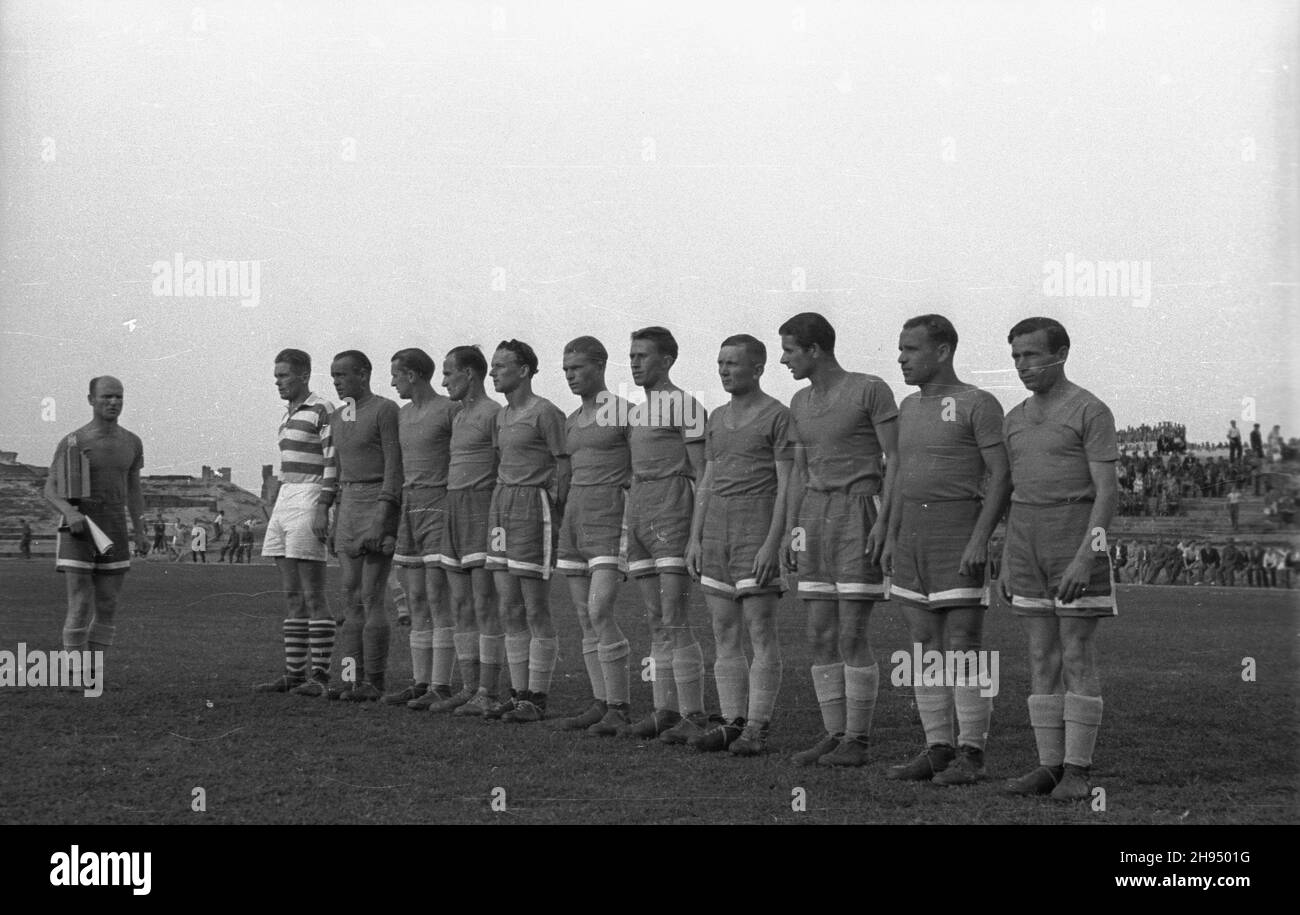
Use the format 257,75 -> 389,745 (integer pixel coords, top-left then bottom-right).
45,312 -> 1118,801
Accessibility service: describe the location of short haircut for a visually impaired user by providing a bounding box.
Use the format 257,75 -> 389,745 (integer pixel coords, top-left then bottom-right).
563,335 -> 609,365
630,326 -> 678,360
902,314 -> 958,351
333,349 -> 372,374
1007,317 -> 1070,351
720,333 -> 766,364
446,345 -> 487,378
778,312 -> 835,353
496,339 -> 539,376
88,376 -> 102,397
274,348 -> 312,375
391,347 -> 435,380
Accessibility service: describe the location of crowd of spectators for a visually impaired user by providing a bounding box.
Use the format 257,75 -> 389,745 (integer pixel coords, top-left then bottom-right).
1108,538 -> 1298,588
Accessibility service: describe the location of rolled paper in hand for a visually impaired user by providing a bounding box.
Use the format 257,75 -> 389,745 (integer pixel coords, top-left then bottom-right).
84,517 -> 115,555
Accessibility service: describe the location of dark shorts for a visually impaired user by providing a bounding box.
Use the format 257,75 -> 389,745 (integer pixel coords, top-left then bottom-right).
1004,501 -> 1116,618
890,499 -> 988,610
486,483 -> 556,580
625,475 -> 693,578
395,486 -> 449,568
701,492 -> 784,599
795,489 -> 888,601
557,484 -> 626,577
336,482 -> 396,559
56,500 -> 131,575
442,488 -> 494,571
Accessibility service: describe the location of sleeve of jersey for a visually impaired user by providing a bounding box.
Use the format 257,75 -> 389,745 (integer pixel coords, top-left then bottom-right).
865,378 -> 900,425
772,407 -> 795,462
379,399 -> 404,505
319,405 -> 338,506
971,391 -> 1006,449
1082,400 -> 1121,463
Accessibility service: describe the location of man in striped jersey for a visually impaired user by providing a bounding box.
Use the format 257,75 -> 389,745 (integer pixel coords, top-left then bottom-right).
883,315 -> 1009,784
326,350 -> 404,701
382,347 -> 467,709
623,327 -> 711,743
779,312 -> 899,767
685,334 -> 793,756
551,336 -> 636,736
998,317 -> 1118,802
483,339 -> 570,723
443,346 -> 504,717
251,349 -> 336,695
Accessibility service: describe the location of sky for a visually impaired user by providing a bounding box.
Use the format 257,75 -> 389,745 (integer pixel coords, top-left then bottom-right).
2,0 -> 1296,492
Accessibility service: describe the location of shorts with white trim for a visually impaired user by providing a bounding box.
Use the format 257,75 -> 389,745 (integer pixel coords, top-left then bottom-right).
442,488 -> 493,571
557,484 -> 625,577
795,488 -> 888,601
625,475 -> 693,578
486,483 -> 555,580
262,481 -> 329,562
890,498 -> 988,610
1004,501 -> 1116,618
395,486 -> 449,568
335,481 -> 397,559
701,492 -> 784,600
56,499 -> 131,575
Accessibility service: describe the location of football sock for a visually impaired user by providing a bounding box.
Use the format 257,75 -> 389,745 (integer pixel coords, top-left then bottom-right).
714,654 -> 750,722
1028,693 -> 1066,767
283,619 -> 309,680
62,626 -> 88,651
409,627 -> 433,686
916,682 -> 955,747
582,635 -> 605,701
955,683 -> 992,751
672,641 -> 703,715
843,663 -> 879,740
479,633 -> 505,698
87,621 -> 117,651
453,631 -> 479,691
308,619 -> 336,681
362,616 -> 390,689
527,636 -> 559,695
430,626 -> 456,688
1063,692 -> 1104,768
505,632 -> 531,691
339,617 -> 365,686
747,657 -> 782,726
812,662 -> 846,736
598,638 -> 631,706
650,643 -> 671,709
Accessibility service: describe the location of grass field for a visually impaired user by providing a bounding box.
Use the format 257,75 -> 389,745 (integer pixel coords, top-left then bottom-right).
1,559 -> 1295,825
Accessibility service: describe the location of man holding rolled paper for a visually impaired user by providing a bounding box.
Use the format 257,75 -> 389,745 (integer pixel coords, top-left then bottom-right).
43,376 -> 148,668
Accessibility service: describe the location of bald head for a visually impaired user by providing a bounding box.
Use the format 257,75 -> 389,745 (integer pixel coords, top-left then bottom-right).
90,376 -> 123,398
88,375 -> 124,422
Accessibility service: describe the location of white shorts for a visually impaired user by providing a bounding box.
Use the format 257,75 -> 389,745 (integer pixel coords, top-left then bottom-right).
262,482 -> 328,562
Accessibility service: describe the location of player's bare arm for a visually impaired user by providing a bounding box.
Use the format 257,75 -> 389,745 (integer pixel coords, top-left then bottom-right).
781,444 -> 807,572
960,442 -> 1011,578
1056,460 -> 1119,604
754,458 -> 791,587
864,416 -> 899,563
685,460 -> 715,579
127,459 -> 148,555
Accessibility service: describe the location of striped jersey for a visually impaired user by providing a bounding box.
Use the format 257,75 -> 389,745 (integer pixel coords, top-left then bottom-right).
276,391 -> 337,492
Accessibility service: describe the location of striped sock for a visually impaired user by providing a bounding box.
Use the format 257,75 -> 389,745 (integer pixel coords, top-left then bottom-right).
284,618 -> 309,681
672,642 -> 703,715
505,632 -> 531,691
747,657 -> 782,726
409,628 -> 433,686
916,682 -> 955,747
599,638 -> 631,706
430,626 -> 456,689
714,654 -> 750,722
811,662 -> 846,736
527,636 -> 559,695
453,631 -> 479,691
843,663 -> 879,740
582,635 -> 605,701
308,619 -> 336,681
